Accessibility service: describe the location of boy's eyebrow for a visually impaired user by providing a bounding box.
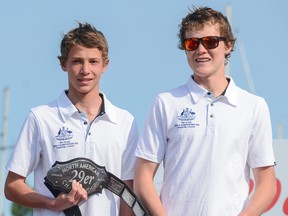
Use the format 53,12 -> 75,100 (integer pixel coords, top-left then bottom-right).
70,56 -> 101,59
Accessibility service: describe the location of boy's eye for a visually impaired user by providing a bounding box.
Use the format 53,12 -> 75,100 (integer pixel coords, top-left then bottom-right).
73,59 -> 82,63
90,59 -> 100,64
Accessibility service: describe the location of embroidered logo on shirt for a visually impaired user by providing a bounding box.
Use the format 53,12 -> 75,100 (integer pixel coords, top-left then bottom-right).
55,127 -> 73,141
177,108 -> 196,121
175,108 -> 200,128
54,127 -> 78,149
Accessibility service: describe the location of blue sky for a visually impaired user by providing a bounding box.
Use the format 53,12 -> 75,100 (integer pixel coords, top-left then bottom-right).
1,0 -> 288,215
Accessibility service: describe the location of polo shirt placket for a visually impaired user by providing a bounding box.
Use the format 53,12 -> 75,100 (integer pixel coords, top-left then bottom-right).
206,92 -> 216,136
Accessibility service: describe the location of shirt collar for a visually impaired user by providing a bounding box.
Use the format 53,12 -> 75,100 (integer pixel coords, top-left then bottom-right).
57,90 -> 118,123
100,92 -> 118,124
186,76 -> 238,106
186,76 -> 209,104
222,77 -> 238,106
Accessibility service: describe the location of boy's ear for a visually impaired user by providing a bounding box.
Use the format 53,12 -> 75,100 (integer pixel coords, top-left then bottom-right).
101,59 -> 110,74
225,41 -> 233,53
104,59 -> 110,67
60,59 -> 67,71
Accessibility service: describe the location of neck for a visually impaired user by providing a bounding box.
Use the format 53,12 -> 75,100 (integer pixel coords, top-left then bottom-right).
193,75 -> 229,97
67,90 -> 103,122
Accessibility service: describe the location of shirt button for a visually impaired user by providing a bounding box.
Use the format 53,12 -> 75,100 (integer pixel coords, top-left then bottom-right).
88,132 -> 91,135
210,115 -> 214,118
211,103 -> 214,106
84,121 -> 88,125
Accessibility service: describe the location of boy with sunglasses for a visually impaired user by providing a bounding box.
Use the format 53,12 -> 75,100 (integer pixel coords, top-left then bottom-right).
4,22 -> 138,216
134,6 -> 276,216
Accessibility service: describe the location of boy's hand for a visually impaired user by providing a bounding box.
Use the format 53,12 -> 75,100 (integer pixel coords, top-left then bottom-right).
54,180 -> 88,211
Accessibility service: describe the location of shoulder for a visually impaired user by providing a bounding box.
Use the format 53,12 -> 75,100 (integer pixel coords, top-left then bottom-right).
228,78 -> 267,108
30,99 -> 58,116
111,103 -> 135,119
237,87 -> 267,106
156,84 -> 188,103
102,93 -> 135,124
30,91 -> 73,119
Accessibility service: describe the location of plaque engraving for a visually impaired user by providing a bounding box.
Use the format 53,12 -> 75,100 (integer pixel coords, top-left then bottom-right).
44,157 -> 150,216
45,158 -> 108,196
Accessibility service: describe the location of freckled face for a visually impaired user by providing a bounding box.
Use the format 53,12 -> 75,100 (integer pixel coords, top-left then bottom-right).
185,23 -> 231,79
61,45 -> 108,95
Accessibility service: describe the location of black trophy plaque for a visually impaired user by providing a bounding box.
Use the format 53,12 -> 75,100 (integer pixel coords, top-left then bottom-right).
44,157 -> 149,216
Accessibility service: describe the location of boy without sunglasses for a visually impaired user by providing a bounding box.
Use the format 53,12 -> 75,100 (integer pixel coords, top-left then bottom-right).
4,22 -> 138,216
134,6 -> 276,216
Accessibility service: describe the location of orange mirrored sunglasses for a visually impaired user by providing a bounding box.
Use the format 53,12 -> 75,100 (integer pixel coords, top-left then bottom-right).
184,36 -> 226,51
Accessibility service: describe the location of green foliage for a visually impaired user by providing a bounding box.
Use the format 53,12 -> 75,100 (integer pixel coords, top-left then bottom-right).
11,203 -> 32,216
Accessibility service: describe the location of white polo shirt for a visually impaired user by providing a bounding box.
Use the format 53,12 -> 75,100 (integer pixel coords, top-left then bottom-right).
6,91 -> 139,216
136,76 -> 275,216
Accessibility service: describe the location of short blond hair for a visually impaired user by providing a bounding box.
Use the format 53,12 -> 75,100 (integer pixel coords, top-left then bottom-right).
58,22 -> 109,65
